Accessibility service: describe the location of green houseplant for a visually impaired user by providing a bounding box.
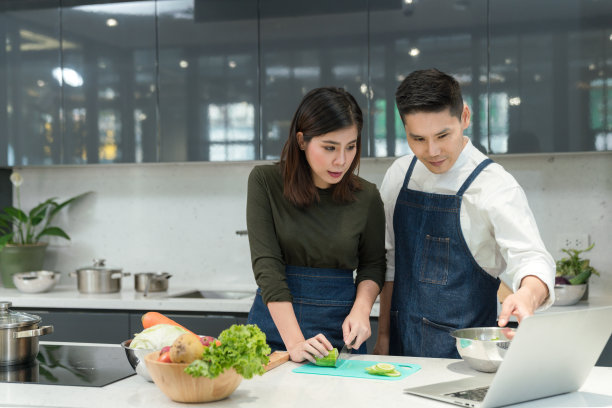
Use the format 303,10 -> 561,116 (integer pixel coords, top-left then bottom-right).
0,171 -> 90,288
555,243 -> 600,285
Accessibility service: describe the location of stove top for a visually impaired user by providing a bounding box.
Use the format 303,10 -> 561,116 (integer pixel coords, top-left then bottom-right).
0,343 -> 135,387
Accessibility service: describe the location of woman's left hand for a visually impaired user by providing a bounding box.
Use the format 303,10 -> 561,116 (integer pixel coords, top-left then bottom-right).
342,310 -> 371,350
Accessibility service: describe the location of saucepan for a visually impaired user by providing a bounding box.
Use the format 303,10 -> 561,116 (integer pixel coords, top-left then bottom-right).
0,301 -> 54,366
134,272 -> 172,296
69,258 -> 131,294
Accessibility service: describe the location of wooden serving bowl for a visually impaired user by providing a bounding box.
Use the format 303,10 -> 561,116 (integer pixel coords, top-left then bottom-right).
144,351 -> 242,403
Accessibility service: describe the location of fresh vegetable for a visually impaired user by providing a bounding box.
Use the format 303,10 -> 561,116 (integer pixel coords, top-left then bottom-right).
141,311 -> 195,335
157,351 -> 172,363
365,363 -> 401,377
555,276 -> 570,285
555,243 -> 600,285
200,336 -> 216,347
129,324 -> 188,350
170,333 -> 205,364
313,348 -> 338,367
184,324 -> 270,379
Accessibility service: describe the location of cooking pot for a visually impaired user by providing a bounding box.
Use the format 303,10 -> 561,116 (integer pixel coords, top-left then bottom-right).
134,272 -> 172,296
0,301 -> 53,366
69,259 -> 131,294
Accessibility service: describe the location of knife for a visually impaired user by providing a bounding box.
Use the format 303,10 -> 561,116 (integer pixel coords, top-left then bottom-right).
336,339 -> 355,367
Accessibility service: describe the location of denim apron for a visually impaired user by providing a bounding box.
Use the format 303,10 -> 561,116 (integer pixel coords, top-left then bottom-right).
390,156 -> 500,358
247,265 -> 367,354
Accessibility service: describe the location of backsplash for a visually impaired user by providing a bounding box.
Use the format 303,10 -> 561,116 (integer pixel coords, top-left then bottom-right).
7,152 -> 612,297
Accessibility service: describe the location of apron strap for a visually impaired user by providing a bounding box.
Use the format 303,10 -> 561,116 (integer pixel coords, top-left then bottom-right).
457,158 -> 493,197
402,156 -> 419,189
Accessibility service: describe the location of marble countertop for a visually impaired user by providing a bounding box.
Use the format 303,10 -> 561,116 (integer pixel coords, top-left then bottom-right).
1,343 -> 611,408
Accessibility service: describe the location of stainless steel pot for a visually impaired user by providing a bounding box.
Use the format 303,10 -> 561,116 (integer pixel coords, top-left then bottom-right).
0,301 -> 53,366
134,272 -> 172,296
69,259 -> 131,294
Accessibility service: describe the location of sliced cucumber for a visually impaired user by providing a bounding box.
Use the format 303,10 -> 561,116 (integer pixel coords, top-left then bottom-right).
365,363 -> 401,377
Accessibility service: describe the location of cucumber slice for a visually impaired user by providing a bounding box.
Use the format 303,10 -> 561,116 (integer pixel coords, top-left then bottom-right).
313,348 -> 338,367
365,363 -> 401,377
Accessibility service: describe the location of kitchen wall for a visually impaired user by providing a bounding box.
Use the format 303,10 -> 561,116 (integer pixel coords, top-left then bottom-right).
9,151 -> 612,296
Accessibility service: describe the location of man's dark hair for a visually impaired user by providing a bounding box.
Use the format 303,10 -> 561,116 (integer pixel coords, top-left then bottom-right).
395,68 -> 464,122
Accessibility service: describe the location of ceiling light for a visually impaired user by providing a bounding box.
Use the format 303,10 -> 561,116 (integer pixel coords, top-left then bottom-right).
228,60 -> 237,69
106,18 -> 118,27
179,60 -> 189,68
509,97 -> 521,106
409,48 -> 420,57
52,67 -> 83,87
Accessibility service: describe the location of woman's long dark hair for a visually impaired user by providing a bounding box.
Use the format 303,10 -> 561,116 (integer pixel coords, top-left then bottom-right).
280,87 -> 363,208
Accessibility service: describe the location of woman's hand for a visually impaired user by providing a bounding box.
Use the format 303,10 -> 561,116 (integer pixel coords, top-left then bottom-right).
287,333 -> 333,363
342,309 -> 372,351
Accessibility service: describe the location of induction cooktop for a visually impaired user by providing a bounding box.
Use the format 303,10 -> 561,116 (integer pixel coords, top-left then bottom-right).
0,343 -> 135,387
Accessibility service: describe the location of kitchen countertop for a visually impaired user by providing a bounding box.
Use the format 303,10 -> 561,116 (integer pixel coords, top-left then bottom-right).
1,342 -> 611,408
0,284 -> 382,316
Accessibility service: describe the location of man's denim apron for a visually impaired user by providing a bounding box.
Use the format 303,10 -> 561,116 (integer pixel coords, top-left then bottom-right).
390,156 -> 499,358
247,265 -> 367,353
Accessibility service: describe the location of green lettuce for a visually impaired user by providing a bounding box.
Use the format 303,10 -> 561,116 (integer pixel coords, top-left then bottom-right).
184,324 -> 271,379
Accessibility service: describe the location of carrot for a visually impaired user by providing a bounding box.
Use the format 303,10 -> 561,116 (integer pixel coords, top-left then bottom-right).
141,311 -> 196,335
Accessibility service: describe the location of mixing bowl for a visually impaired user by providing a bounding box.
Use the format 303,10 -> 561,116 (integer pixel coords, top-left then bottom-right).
120,339 -> 154,382
553,284 -> 587,306
12,271 -> 60,293
450,327 -> 515,372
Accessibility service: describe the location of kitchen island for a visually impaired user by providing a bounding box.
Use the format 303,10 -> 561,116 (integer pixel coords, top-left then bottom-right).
1,347 -> 611,408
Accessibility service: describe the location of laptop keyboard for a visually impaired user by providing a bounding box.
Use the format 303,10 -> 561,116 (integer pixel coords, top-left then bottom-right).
445,386 -> 489,402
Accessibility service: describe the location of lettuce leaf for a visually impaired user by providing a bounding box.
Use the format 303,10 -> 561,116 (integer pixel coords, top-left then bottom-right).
184,324 -> 271,379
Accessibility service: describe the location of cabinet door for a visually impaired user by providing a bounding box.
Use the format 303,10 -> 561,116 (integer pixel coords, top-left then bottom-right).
20,309 -> 130,343
157,0 -> 259,162
0,1 -> 62,166
60,1 -> 157,164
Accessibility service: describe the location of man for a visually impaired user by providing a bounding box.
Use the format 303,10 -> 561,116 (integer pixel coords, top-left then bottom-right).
374,68 -> 555,358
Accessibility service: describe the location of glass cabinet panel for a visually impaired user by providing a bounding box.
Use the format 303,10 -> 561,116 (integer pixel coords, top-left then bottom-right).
490,0 -> 612,153
61,0 -> 157,164
259,0 -> 369,160
157,0 -> 259,162
0,0 -> 62,166
369,0 -> 488,157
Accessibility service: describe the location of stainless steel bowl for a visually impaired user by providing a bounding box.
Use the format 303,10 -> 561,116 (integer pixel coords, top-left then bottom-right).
450,327 -> 515,373
554,284 -> 587,306
121,339 -> 154,382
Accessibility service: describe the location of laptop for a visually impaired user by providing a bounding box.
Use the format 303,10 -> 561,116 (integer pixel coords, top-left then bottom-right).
405,306 -> 612,408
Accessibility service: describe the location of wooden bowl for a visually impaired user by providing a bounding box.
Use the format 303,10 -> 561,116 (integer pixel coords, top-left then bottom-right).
144,351 -> 242,403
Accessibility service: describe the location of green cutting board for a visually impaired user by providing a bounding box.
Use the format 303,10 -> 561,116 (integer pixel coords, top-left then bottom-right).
292,360 -> 421,381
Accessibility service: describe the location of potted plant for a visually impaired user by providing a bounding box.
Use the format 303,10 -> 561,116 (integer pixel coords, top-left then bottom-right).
554,243 -> 600,305
0,171 -> 90,288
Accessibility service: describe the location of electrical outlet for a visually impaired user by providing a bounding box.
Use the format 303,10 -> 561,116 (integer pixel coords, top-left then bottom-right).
556,233 -> 590,251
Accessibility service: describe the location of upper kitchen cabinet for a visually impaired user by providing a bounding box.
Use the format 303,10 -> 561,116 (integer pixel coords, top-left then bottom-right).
369,0 -> 488,157
259,0 -> 369,159
157,0 -> 258,162
0,0 -> 62,166
489,0 -> 612,154
61,0 -> 158,164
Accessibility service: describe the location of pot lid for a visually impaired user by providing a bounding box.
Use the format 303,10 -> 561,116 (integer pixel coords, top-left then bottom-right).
77,258 -> 122,272
0,301 -> 41,328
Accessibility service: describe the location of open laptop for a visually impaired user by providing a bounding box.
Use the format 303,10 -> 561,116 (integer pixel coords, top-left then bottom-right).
405,306 -> 612,408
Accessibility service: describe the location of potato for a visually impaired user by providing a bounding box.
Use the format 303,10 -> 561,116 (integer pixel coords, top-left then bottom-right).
169,333 -> 205,363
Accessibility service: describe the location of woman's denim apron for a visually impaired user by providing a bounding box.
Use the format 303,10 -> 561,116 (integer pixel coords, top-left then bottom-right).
390,156 -> 499,358
247,265 -> 367,353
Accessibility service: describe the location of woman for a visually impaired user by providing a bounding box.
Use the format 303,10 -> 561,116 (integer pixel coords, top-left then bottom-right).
246,87 -> 386,363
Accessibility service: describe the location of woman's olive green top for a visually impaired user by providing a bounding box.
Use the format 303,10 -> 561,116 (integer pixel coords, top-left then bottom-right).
247,164 -> 386,304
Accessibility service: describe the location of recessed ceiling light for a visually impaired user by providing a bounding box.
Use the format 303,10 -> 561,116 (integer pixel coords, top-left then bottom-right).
409,48 -> 420,57
106,18 -> 118,27
179,60 -> 189,68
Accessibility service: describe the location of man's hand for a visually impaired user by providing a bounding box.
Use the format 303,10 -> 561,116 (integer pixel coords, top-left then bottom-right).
498,276 -> 549,337
287,333 -> 333,363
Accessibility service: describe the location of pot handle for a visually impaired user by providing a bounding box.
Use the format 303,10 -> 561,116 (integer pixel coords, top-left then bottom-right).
13,325 -> 54,339
111,272 -> 131,279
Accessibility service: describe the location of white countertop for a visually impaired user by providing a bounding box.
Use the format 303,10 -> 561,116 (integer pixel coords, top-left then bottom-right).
1,344 -> 611,408
0,284 -> 382,316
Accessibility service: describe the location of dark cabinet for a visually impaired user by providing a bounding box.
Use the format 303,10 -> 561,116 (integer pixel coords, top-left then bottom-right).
128,312 -> 247,338
1,0 -> 611,166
